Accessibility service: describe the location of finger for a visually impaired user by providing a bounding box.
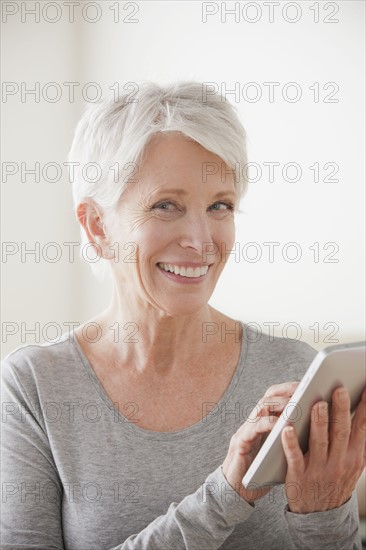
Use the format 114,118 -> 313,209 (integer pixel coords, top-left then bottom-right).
249,394 -> 301,425
349,387 -> 366,451
308,401 -> 329,467
258,396 -> 295,417
329,387 -> 352,459
246,384 -> 301,424
282,426 -> 305,476
263,381 -> 299,399
235,415 -> 278,454
245,398 -> 285,423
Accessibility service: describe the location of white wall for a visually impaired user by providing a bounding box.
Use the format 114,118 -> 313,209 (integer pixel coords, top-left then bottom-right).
2,0 -> 365,358
2,9 -> 85,357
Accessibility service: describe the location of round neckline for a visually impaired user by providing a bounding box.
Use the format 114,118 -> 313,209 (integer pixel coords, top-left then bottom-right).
69,320 -> 249,441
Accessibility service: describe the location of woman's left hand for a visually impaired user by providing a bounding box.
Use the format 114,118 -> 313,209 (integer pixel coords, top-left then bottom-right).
281,385 -> 366,513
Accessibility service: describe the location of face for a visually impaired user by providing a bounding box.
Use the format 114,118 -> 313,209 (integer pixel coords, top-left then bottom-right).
103,132 -> 237,317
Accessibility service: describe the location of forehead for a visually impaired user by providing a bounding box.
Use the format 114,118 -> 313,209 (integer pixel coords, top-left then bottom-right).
134,132 -> 236,192
140,132 -> 218,168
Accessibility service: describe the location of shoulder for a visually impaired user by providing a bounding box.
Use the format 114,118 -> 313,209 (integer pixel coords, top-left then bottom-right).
241,321 -> 318,384
1,333 -> 78,400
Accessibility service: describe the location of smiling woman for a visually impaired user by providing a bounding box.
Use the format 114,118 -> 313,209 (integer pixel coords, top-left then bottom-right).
1,81 -> 364,550
67,81 -> 248,282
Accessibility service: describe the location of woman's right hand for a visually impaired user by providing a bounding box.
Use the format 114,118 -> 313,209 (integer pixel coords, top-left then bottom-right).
222,381 -> 299,504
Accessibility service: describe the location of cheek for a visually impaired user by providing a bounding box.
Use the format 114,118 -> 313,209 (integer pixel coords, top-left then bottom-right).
112,214 -> 161,251
216,222 -> 236,254
133,224 -> 166,265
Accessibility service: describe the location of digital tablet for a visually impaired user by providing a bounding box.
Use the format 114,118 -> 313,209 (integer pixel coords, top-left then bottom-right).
242,341 -> 366,489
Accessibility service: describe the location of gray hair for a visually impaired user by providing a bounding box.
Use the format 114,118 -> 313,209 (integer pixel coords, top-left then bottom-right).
67,81 -> 248,280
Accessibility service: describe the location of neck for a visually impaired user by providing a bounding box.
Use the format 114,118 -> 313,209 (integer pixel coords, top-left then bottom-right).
78,288 -> 238,378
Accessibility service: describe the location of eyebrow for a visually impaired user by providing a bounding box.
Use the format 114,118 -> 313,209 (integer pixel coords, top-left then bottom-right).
152,188 -> 237,199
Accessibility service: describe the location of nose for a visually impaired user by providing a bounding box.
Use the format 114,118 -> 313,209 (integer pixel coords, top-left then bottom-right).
178,210 -> 214,255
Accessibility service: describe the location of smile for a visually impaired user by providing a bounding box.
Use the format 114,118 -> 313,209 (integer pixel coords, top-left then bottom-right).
157,263 -> 209,278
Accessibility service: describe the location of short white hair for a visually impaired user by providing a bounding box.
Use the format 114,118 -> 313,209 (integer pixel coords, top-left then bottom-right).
67,80 -> 248,281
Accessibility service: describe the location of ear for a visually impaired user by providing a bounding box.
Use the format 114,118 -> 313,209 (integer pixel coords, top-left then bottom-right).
76,200 -> 114,259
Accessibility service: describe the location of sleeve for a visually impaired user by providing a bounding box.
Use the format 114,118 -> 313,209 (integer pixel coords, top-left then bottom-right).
1,359 -> 255,550
110,466 -> 254,550
284,492 -> 363,549
1,358 -> 65,549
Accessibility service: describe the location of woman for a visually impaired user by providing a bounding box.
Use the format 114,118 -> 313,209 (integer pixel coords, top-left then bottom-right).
1,81 -> 364,549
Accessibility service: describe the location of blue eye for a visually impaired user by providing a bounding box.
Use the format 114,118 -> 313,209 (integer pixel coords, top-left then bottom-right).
210,202 -> 234,211
154,201 -> 174,210
151,200 -> 235,213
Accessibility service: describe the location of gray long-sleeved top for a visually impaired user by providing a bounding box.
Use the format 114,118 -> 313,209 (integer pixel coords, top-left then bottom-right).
1,321 -> 362,549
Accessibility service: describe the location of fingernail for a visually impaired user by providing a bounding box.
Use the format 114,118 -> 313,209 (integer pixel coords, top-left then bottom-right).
338,388 -> 347,401
285,427 -> 294,437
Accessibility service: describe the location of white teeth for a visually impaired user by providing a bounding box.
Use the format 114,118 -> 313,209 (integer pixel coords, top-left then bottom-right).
158,263 -> 209,278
